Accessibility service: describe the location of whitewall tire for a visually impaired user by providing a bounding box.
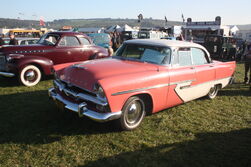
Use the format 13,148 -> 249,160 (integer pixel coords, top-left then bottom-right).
117,96 -> 145,130
19,65 -> 42,87
207,85 -> 219,99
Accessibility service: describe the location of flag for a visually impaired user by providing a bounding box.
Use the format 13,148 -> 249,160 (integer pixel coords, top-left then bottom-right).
138,14 -> 143,23
40,16 -> 45,26
182,14 -> 185,23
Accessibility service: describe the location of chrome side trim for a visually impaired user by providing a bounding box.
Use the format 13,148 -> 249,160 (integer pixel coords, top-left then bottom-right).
0,72 -> 15,77
111,79 -> 196,96
48,88 -> 121,122
112,83 -> 170,96
169,79 -> 196,86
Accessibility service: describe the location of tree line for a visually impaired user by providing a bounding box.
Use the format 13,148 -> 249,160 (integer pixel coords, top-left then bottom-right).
0,18 -> 183,29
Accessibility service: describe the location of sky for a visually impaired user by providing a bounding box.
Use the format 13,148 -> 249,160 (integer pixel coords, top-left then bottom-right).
1,0 -> 250,25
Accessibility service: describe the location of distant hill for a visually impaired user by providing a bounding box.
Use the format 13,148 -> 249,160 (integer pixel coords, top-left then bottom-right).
0,18 -> 40,29
0,18 -> 183,29
2,17 -> 249,31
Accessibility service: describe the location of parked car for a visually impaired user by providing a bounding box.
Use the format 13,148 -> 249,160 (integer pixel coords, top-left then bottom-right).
2,37 -> 39,45
204,35 -> 238,60
48,39 -> 236,130
138,31 -> 167,39
161,37 -> 177,40
18,38 -> 39,45
0,31 -> 109,86
86,33 -> 111,49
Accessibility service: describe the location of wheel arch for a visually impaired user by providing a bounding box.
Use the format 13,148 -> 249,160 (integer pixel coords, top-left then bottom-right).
28,63 -> 44,76
128,93 -> 153,115
215,83 -> 222,89
17,56 -> 54,76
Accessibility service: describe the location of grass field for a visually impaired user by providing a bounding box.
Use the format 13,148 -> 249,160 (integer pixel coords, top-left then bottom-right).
0,63 -> 250,167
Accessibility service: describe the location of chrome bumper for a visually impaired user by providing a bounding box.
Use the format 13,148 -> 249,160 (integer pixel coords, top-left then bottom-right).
0,72 -> 15,77
48,88 -> 121,122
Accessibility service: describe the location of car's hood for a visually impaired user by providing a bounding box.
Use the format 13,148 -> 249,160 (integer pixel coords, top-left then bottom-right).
0,44 -> 53,54
59,58 -> 159,91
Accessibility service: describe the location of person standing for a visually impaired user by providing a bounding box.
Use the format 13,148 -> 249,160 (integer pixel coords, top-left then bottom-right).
0,34 -> 5,47
243,42 -> 251,84
9,33 -> 18,45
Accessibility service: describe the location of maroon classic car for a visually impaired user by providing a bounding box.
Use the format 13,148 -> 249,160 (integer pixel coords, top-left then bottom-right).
0,31 -> 109,86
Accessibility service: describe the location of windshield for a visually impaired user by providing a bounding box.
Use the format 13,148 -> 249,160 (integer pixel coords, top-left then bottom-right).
88,34 -> 110,44
38,33 -> 60,46
113,44 -> 171,65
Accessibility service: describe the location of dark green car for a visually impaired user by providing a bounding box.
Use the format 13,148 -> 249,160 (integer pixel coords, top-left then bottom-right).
204,35 -> 237,60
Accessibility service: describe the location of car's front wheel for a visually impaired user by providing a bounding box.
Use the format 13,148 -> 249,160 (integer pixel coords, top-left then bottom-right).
19,65 -> 42,87
117,96 -> 145,130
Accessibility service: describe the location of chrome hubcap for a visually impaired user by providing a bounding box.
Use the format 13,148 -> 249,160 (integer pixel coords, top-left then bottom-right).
25,70 -> 36,81
126,101 -> 142,124
209,87 -> 217,96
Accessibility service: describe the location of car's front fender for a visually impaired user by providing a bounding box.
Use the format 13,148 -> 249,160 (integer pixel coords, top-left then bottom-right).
10,55 -> 54,75
98,70 -> 170,114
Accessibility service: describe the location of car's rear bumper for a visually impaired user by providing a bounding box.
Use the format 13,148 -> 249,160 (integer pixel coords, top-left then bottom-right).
48,88 -> 121,122
0,71 -> 15,77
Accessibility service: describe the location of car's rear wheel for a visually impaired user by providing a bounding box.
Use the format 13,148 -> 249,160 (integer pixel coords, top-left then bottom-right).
19,65 -> 41,87
207,85 -> 219,99
117,96 -> 145,130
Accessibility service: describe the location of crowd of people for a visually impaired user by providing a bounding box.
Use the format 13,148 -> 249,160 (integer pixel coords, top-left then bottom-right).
109,31 -> 125,51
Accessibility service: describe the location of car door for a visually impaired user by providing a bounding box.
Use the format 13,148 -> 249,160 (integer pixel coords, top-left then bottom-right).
53,35 -> 83,64
77,37 -> 93,61
191,47 -> 216,97
168,47 -> 197,103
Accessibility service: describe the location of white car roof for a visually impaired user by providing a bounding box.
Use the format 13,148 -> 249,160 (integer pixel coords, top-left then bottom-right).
124,39 -> 211,60
125,39 -> 206,50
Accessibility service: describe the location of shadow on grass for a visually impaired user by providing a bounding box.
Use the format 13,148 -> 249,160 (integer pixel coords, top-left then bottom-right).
218,84 -> 251,97
83,128 -> 251,167
0,76 -> 19,87
0,76 -> 54,87
0,90 -> 120,145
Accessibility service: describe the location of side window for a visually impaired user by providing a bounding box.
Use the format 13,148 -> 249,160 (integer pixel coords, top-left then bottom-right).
20,40 -> 26,45
79,37 -> 91,45
58,36 -> 80,46
191,48 -> 208,65
178,48 -> 192,66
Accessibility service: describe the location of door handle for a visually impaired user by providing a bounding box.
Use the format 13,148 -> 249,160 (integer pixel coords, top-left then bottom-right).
190,67 -> 195,69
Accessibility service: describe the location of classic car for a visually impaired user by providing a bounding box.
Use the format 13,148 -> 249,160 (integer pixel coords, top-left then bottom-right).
48,39 -> 236,130
86,33 -> 111,49
2,37 -> 39,45
204,35 -> 238,60
0,31 -> 108,86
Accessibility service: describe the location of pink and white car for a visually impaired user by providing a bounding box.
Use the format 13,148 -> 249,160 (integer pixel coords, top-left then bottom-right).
49,39 -> 236,130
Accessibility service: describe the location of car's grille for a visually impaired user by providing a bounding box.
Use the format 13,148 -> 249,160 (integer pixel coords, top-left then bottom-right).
54,79 -> 109,112
0,53 -> 6,71
60,80 -> 96,97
